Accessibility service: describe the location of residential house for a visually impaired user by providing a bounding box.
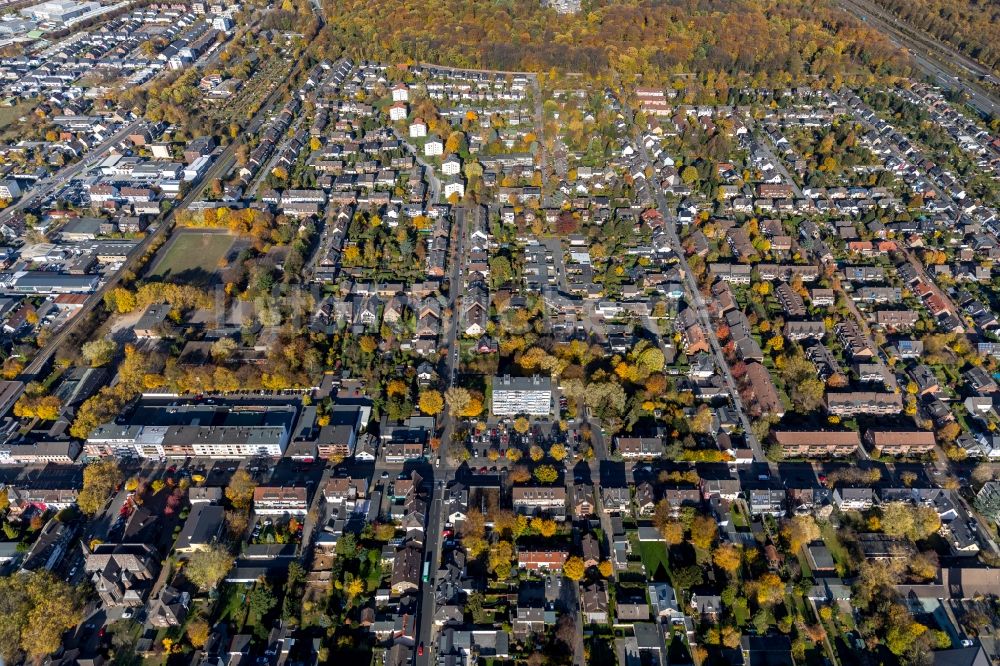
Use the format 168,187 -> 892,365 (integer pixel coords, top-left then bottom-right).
147,585 -> 190,628
390,544 -> 422,595
866,430 -> 936,456
745,362 -> 785,417
749,488 -> 786,517
512,486 -> 566,517
773,430 -> 860,457
580,582 -> 609,624
615,436 -> 662,459
634,482 -> 656,516
601,487 -> 630,513
174,504 -> 225,555
616,592 -> 650,623
826,392 -> 903,417
322,477 -> 368,506
518,549 -> 568,571
252,487 -> 308,516
833,488 -> 875,511
574,484 -> 595,518
85,543 -> 158,608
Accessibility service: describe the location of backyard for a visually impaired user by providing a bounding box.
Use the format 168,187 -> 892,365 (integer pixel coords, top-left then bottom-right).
638,540 -> 671,581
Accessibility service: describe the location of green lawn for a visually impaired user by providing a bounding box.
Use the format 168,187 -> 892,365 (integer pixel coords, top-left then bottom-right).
148,231 -> 235,286
217,583 -> 250,629
733,599 -> 750,626
819,522 -> 853,576
731,508 -> 748,529
638,540 -> 671,580
796,547 -> 813,580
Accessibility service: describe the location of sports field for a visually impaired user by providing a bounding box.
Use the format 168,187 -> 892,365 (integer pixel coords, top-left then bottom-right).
148,231 -> 235,286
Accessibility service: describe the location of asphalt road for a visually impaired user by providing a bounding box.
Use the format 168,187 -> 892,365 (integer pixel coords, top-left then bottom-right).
19,146 -> 235,380
636,139 -> 766,463
0,119 -> 144,227
16,46 -> 301,389
414,205 -> 465,666
748,117 -> 804,199
834,0 -> 1000,118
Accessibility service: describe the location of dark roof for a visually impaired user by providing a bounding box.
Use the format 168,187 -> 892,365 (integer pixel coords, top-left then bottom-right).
931,647 -> 990,666
175,504 -> 224,550
740,635 -> 794,666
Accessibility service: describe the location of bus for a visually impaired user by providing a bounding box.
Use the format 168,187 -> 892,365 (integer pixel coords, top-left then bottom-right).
422,560 -> 431,583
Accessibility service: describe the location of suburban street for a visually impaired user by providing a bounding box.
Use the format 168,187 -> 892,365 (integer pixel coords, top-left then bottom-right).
414,205 -> 465,666
747,116 -> 805,199
636,140 -> 766,463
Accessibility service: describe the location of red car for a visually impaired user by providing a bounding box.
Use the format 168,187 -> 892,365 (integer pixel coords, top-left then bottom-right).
417,643 -> 424,656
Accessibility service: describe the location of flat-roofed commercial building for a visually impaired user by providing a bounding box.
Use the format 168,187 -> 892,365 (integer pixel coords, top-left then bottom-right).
0,271 -> 99,295
491,375 -> 552,416
252,486 -> 308,516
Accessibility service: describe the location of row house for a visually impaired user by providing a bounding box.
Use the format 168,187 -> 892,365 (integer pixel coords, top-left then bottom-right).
709,263 -> 752,284
756,264 -> 819,282
384,440 -> 424,463
866,430 -> 936,456
834,487 -> 875,511
836,320 -> 874,359
748,488 -> 786,517
772,430 -> 861,457
615,437 -> 662,459
826,392 -> 903,417
518,549 -> 568,571
512,486 -> 566,517
810,288 -> 835,307
875,310 -> 919,331
785,320 -> 825,341
775,282 -> 806,318
853,287 -> 902,304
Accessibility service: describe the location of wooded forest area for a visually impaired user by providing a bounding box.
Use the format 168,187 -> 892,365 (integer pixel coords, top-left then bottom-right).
871,0 -> 1000,77
322,0 -> 912,86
